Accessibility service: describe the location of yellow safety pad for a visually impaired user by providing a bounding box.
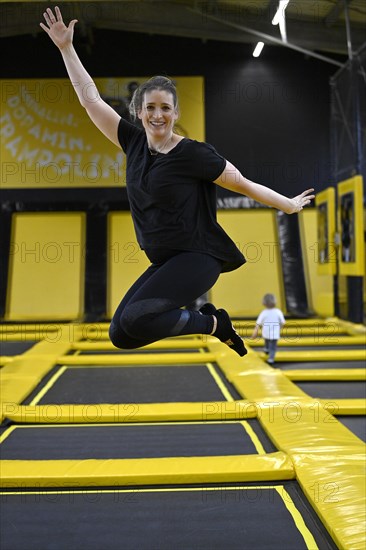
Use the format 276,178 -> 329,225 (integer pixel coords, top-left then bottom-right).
1,353 -> 65,406
299,209 -> 334,317
238,324 -> 346,338
1,400 -> 258,424
5,213 -> 86,320
337,175 -> 365,276
211,210 -> 285,317
0,324 -> 67,344
237,318 -> 342,327
336,318 -> 366,336
0,323 -> 70,333
0,357 -> 13,366
59,352 -> 216,365
71,339 -> 206,351
261,349 -> 366,362
266,318 -> 337,326
319,399 -> 366,415
248,335 -> 366,347
0,452 -> 295,488
292,439 -> 365,550
315,187 -> 337,276
0,326 -> 81,422
107,212 -> 151,318
283,369 -> 366,381
208,341 -> 366,550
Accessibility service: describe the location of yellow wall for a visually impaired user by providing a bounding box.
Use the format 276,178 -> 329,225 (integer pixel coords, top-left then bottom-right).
5,213 -> 85,320
107,212 -> 150,318
211,210 -> 285,317
299,209 -> 334,317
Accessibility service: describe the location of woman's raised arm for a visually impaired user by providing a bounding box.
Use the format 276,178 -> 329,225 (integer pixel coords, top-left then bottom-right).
214,160 -> 315,214
40,6 -> 121,148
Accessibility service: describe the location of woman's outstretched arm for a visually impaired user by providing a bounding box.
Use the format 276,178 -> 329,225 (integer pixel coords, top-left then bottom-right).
40,6 -> 121,147
214,160 -> 315,214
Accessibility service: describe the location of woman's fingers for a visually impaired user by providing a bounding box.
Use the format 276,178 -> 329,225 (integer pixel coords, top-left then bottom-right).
39,22 -> 50,33
46,8 -> 56,23
43,11 -> 52,27
55,6 -> 63,22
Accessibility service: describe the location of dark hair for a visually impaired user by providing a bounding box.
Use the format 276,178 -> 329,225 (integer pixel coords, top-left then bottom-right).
129,76 -> 179,120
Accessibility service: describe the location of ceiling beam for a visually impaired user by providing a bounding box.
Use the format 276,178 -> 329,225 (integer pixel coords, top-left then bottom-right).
0,1 -> 364,56
188,7 -> 343,66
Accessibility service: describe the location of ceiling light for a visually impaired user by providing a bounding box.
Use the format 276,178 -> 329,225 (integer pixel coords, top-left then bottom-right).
272,0 -> 290,25
253,42 -> 265,57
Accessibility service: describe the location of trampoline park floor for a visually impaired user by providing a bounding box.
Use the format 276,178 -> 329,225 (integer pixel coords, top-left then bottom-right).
0,317 -> 365,550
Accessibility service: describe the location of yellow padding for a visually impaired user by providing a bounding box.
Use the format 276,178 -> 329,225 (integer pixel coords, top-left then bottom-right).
238,325 -> 346,337
337,175 -> 365,276
0,357 -> 13,366
107,212 -> 151,318
208,341 -> 366,550
0,326 -> 80,422
261,349 -> 366,362
0,322 -> 105,342
5,213 -> 85,320
0,333 -> 45,342
336,319 -> 366,336
72,339 -> 206,351
1,354 -> 65,406
248,335 -> 366,347
299,209 -> 334,317
319,399 -> 366,415
211,210 -> 285,317
0,452 -> 295,488
284,369 -> 366,381
1,401 -> 258,424
238,318 -> 342,327
59,352 -> 216,365
0,323 -> 69,333
293,450 -> 366,550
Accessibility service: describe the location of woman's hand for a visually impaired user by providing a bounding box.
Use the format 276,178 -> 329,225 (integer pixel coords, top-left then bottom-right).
286,188 -> 315,214
40,6 -> 77,50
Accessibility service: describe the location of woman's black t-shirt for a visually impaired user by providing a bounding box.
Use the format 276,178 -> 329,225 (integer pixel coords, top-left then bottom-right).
117,117 -> 246,273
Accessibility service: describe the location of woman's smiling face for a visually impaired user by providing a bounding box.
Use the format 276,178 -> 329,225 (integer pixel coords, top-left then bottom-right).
138,89 -> 178,140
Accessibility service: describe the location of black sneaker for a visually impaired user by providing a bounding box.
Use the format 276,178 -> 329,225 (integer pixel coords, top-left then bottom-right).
199,303 -> 217,315
213,308 -> 247,357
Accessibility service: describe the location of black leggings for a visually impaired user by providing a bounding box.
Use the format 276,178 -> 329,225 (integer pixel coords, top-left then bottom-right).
109,251 -> 222,349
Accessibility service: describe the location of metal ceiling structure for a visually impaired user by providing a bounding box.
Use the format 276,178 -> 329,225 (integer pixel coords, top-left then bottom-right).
1,0 -> 366,63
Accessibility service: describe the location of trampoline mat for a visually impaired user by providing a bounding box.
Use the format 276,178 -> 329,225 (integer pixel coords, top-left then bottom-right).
337,416 -> 366,442
25,365 -> 233,404
296,381 -> 366,399
278,361 -> 366,370
0,421 -> 274,459
0,483 -> 337,550
0,341 -> 37,355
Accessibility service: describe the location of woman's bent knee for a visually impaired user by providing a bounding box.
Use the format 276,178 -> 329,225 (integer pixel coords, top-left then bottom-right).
109,321 -> 138,350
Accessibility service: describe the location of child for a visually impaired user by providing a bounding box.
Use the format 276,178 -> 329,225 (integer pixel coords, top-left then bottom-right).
251,294 -> 285,365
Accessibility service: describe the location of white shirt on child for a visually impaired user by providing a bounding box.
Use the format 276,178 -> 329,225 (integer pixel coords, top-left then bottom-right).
256,308 -> 285,340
